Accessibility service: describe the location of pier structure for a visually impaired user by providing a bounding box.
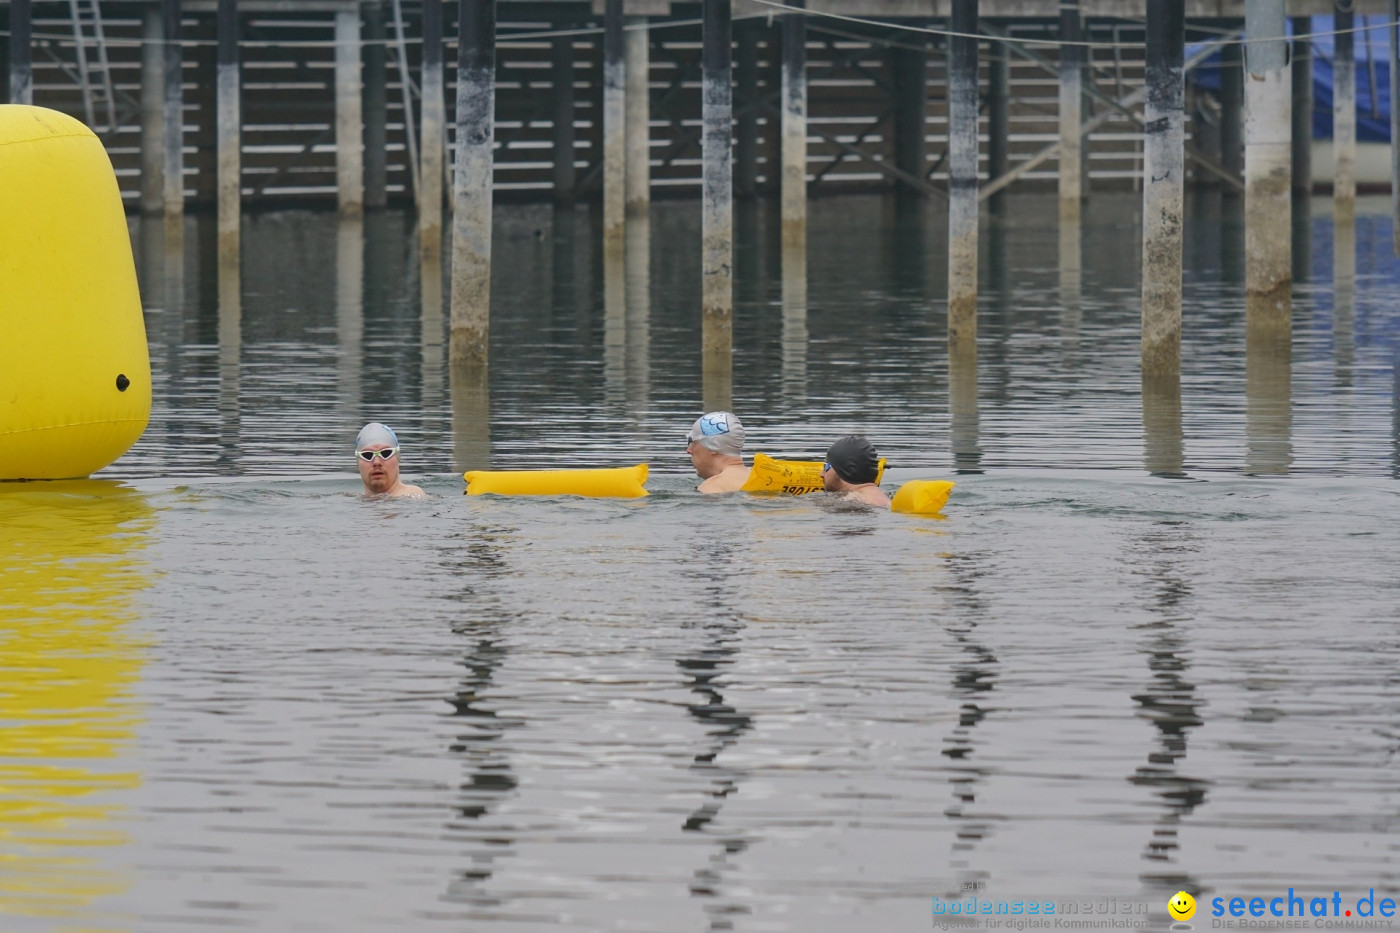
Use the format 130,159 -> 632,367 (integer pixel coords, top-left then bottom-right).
3,0 -> 1394,379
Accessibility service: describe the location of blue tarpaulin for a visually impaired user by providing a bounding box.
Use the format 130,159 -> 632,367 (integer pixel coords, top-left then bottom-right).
1187,16 -> 1394,142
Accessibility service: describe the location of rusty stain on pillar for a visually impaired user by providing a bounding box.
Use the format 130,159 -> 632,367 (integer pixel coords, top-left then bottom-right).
1140,0 -> 1184,378
603,0 -> 625,258
947,0 -> 979,353
780,0 -> 806,259
701,0 -> 733,398
1244,0 -> 1292,335
421,0 -> 445,258
450,0 -> 495,366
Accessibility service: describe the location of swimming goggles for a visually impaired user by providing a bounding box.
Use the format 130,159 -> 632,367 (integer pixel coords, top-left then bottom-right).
357,447 -> 398,462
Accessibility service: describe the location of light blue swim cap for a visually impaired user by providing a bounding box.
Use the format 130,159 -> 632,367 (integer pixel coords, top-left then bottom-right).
355,422 -> 399,451
687,412 -> 744,457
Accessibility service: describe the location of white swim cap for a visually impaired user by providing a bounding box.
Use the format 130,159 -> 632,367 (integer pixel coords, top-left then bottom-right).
355,422 -> 399,451
687,412 -> 744,457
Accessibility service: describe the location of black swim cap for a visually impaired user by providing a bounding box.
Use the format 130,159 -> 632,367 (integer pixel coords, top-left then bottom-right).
826,435 -> 880,484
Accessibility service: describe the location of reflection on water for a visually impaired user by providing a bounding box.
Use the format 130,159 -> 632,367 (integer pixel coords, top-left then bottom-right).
0,481 -> 152,926
1125,521 -> 1207,897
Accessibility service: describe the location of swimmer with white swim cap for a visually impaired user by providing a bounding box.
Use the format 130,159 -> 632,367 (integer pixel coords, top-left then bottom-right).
686,411 -> 751,493
821,435 -> 889,508
355,422 -> 427,498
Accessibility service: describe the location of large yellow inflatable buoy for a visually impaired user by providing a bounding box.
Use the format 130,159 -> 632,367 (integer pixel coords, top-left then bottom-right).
0,105 -> 151,480
741,452 -> 887,495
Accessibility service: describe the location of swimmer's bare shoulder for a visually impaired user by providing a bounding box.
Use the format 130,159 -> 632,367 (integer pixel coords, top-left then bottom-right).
697,464 -> 751,494
844,485 -> 890,508
390,482 -> 428,498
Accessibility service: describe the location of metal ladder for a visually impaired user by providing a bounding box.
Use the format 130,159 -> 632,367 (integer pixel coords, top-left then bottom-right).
67,0 -> 118,134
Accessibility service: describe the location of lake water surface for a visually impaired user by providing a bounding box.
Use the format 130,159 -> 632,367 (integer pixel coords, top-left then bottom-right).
3,192 -> 1400,932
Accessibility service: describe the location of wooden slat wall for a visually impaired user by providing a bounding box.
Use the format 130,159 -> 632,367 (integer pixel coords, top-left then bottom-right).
21,4 -> 1159,208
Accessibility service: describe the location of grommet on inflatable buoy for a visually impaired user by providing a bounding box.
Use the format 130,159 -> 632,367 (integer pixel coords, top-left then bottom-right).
891,480 -> 955,516
464,464 -> 650,498
741,452 -> 887,495
0,105 -> 151,480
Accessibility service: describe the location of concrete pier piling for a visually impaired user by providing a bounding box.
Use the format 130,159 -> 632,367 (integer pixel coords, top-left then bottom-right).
334,7 -> 364,215
947,0 -> 979,353
892,39 -> 928,198
450,0 -> 496,366
1220,39 -> 1243,185
216,0 -> 240,258
780,0 -> 806,259
1244,0 -> 1292,335
603,0 -> 626,258
987,42 -> 1008,213
1392,0 -> 1400,254
1058,0 -> 1082,227
1140,0 -> 1184,377
553,36 -> 576,202
420,0 -> 445,257
735,21 -> 759,198
701,0 -> 733,398
363,3 -> 387,210
625,16 -> 650,217
1333,9 -> 1356,220
1291,16 -> 1312,196
162,0 -> 183,220
140,6 -> 164,214
8,0 -> 31,104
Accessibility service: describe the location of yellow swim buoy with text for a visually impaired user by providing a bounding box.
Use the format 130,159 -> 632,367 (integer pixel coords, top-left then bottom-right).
0,105 -> 151,479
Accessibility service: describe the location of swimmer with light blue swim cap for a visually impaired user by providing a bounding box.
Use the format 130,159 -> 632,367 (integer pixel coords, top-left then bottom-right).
355,422 -> 426,498
686,411 -> 751,493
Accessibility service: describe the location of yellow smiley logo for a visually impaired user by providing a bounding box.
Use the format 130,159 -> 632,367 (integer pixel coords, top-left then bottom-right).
1168,891 -> 1197,921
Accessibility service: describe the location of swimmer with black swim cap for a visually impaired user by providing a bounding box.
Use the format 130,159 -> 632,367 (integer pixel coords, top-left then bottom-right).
355,422 -> 427,498
821,435 -> 890,508
686,411 -> 752,493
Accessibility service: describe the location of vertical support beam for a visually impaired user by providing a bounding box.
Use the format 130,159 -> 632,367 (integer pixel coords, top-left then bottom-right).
1333,9 -> 1356,216
140,5 -> 165,215
450,0 -> 495,365
987,39 -> 1008,212
602,0 -> 625,253
1059,0 -> 1082,225
625,16 -> 650,215
421,0 -> 444,254
335,7 -> 364,216
9,0 -> 31,104
163,0 -> 184,219
1220,38 -> 1243,184
1140,0 -> 1184,378
891,40 -> 928,197
363,0 -> 387,209
216,0 -> 240,258
1244,0 -> 1292,334
735,20 -> 759,198
780,0 -> 806,256
1291,16 -> 1312,196
701,0 -> 733,398
947,0 -> 979,353
1391,0 -> 1400,255
553,34 -> 576,201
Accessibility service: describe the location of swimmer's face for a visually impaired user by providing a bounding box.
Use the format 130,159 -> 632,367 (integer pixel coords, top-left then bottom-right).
357,444 -> 400,494
1167,891 -> 1196,921
687,437 -> 716,478
821,462 -> 838,491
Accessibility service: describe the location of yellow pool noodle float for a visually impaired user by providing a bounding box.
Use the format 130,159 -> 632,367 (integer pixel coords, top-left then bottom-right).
890,479 -> 956,515
0,105 -> 151,480
741,452 -> 887,495
464,464 -> 649,498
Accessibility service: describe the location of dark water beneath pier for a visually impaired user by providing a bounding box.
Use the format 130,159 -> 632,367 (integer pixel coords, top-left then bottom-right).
3,192 -> 1400,932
